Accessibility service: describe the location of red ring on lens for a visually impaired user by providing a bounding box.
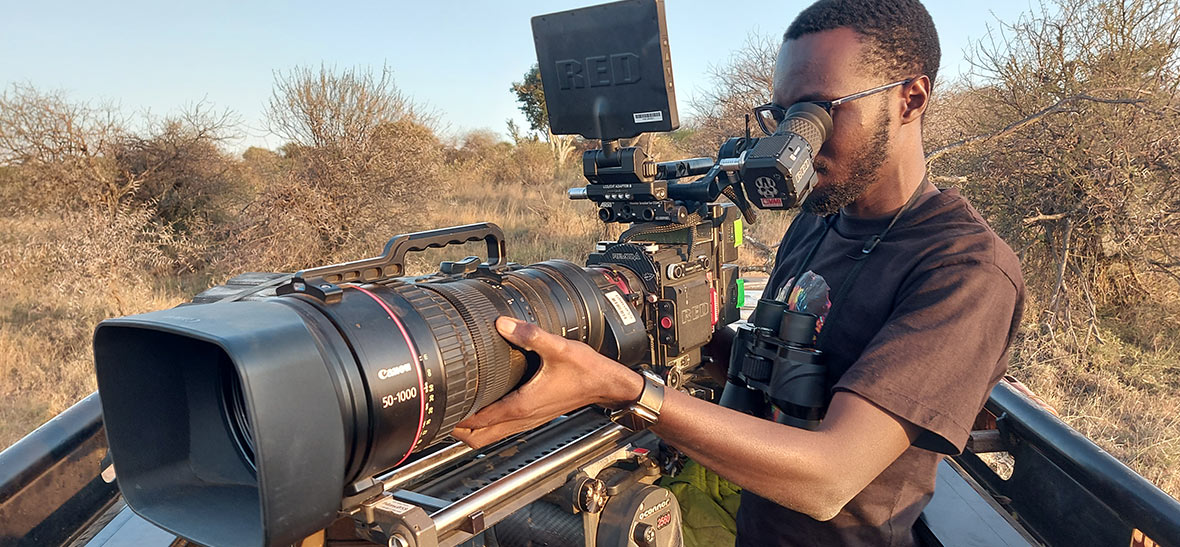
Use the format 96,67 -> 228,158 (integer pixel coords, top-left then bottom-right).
350,285 -> 427,468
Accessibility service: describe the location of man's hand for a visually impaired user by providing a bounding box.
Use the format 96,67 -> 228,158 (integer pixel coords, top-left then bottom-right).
451,317 -> 643,448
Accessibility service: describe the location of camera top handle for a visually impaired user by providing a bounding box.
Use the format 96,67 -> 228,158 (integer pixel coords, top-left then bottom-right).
277,223 -> 507,303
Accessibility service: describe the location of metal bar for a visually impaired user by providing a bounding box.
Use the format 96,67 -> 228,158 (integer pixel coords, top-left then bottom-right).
655,157 -> 714,180
430,420 -> 629,535
0,391 -> 103,501
377,442 -> 475,494
986,381 -> 1180,544
0,391 -> 120,546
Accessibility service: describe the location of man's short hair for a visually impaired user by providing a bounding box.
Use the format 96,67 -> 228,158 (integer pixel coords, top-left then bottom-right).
784,0 -> 941,88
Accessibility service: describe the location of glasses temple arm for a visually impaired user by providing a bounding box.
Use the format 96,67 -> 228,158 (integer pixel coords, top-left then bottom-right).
829,78 -> 913,107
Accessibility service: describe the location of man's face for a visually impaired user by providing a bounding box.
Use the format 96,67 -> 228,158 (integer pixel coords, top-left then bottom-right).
772,28 -> 895,215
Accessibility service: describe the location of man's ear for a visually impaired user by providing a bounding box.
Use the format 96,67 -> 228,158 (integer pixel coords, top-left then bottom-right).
899,75 -> 931,125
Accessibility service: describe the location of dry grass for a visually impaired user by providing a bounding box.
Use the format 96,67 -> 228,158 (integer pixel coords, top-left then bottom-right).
0,210 -> 184,445
1,168 -> 1177,506
1007,295 -> 1180,498
0,167 -> 604,448
0,165 -> 785,449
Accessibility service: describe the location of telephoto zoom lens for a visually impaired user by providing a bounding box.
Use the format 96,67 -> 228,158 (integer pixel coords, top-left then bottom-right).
93,260 -> 647,547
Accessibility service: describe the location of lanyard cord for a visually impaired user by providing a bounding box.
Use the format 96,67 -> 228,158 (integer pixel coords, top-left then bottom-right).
815,177 -> 930,347
773,176 -> 931,345
775,215 -> 837,302
848,176 -> 929,262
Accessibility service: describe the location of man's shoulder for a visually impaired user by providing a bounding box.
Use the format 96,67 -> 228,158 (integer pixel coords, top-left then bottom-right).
908,189 -> 1023,290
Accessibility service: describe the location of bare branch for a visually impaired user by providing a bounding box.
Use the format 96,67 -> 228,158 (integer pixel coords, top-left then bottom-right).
1150,261 -> 1180,290
743,234 -> 778,257
1023,212 -> 1070,225
925,94 -> 1148,163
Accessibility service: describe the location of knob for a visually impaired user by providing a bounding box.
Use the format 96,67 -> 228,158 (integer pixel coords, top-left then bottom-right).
575,477 -> 608,514
633,522 -> 656,547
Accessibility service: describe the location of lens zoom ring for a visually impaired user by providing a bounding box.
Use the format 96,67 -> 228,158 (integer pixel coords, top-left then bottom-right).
424,282 -> 514,411
390,284 -> 479,438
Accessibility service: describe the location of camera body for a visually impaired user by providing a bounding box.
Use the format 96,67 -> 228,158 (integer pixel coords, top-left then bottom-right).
585,203 -> 742,382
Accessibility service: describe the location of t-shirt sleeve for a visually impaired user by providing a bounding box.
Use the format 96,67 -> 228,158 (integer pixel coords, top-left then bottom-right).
832,261 -> 1019,454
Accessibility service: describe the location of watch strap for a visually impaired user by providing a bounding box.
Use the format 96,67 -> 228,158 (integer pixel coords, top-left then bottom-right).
609,373 -> 665,431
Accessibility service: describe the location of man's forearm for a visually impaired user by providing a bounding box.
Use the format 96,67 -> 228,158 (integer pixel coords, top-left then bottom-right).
459,318 -> 914,520
652,385 -> 847,520
604,364 -> 865,520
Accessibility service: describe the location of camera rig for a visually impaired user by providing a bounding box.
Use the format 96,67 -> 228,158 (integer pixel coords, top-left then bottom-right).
86,1 -> 834,546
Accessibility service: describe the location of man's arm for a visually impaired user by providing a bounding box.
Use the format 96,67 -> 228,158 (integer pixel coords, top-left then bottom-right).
453,317 -> 918,521
653,382 -> 919,520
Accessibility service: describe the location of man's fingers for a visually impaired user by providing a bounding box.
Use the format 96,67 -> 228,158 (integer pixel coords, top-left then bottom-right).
453,416 -> 549,449
495,316 -> 567,357
451,427 -> 478,446
455,390 -> 531,430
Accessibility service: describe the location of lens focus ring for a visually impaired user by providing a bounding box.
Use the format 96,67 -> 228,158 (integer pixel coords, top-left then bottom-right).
389,283 -> 479,443
423,282 -> 515,411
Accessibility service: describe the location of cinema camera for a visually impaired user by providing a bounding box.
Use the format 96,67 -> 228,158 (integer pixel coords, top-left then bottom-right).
91,1 -> 835,546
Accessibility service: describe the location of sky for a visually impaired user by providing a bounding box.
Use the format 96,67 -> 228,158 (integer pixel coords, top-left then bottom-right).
0,0 -> 1035,152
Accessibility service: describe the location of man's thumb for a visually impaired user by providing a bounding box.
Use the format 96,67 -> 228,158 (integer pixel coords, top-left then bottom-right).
497,316 -> 565,356
496,316 -> 527,345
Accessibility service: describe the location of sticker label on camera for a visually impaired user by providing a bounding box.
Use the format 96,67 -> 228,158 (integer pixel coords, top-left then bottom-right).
605,291 -> 637,325
375,496 -> 417,515
633,111 -> 664,124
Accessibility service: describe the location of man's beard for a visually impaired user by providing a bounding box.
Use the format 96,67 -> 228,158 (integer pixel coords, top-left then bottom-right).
801,107 -> 892,216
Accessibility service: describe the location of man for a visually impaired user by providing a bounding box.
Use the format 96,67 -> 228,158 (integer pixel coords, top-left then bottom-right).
454,0 -> 1025,544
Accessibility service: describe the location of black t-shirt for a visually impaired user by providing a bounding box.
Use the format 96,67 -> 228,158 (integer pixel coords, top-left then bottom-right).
735,188 -> 1025,546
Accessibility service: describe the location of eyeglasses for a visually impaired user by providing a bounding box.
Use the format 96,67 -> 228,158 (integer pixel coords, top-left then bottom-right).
753,78 -> 913,136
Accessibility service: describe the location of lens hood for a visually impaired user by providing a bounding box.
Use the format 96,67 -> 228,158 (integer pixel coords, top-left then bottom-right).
94,300 -> 349,547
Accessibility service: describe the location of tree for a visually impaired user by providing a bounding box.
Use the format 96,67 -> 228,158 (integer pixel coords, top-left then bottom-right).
511,64 -> 575,167
926,0 -> 1180,342
687,34 -> 778,155
117,103 -> 242,227
512,65 -> 548,135
0,84 -> 125,213
0,84 -> 238,218
267,64 -> 433,175
262,64 -> 443,258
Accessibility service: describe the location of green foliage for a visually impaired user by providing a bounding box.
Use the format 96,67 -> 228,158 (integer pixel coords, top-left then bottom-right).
511,64 -> 548,136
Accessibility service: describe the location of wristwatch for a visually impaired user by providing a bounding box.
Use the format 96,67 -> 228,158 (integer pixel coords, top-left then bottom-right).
608,371 -> 666,432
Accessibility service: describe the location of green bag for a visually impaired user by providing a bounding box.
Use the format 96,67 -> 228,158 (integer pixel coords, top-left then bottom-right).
660,460 -> 743,547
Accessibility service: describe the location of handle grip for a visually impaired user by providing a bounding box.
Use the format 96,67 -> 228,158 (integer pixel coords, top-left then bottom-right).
291,223 -> 507,286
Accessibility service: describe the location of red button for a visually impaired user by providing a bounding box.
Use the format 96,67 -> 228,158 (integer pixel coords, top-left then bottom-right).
660,316 -> 673,329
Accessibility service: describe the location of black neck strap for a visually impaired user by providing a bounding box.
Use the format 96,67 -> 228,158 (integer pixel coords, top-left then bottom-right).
775,176 -> 930,340
847,175 -> 929,261
775,215 -> 837,301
